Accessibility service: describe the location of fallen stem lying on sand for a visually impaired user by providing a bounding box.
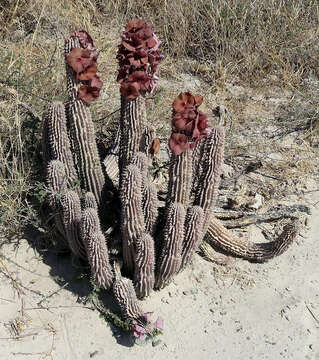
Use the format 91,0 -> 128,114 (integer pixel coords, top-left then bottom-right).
214,204 -> 310,228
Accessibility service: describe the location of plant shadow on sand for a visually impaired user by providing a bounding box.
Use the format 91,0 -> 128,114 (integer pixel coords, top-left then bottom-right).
22,223 -> 135,348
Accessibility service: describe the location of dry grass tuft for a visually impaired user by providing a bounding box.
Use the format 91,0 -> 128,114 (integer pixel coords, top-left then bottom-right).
98,0 -> 319,85
0,0 -> 318,241
2,0 -> 318,84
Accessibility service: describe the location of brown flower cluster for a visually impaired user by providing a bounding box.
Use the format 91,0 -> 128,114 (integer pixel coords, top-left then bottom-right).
117,19 -> 163,99
169,91 -> 210,156
66,30 -> 103,104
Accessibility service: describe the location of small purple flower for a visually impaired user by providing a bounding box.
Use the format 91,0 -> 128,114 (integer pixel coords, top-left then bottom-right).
143,312 -> 154,324
131,321 -> 147,341
155,316 -> 164,331
130,313 -> 164,345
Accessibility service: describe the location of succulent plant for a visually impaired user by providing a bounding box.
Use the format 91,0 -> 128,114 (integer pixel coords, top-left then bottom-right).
180,205 -> 204,269
112,262 -> 144,319
204,216 -> 299,262
155,202 -> 186,289
193,125 -> 225,234
45,160 -> 68,241
116,19 -> 162,99
42,102 -> 78,189
43,30 -> 114,291
59,189 -> 85,259
120,163 -> 146,274
66,99 -> 105,205
167,149 -> 193,206
41,22 -> 300,341
81,191 -> 98,210
169,91 -> 209,155
65,30 -> 102,104
45,160 -> 67,198
142,182 -> 159,235
134,233 -> 155,299
130,152 -> 159,235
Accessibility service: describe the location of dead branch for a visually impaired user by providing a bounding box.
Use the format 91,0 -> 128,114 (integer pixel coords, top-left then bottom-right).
214,204 -> 310,229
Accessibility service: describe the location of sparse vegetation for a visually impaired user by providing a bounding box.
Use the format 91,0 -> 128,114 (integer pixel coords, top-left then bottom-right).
0,0 -> 318,243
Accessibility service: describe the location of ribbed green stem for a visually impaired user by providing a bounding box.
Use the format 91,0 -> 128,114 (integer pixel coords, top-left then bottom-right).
180,205 -> 204,269
205,217 -> 299,262
130,152 -> 159,235
81,191 -> 98,210
134,233 -> 155,299
194,126 -> 225,234
59,190 -> 85,259
119,96 -> 147,182
81,207 -> 113,289
120,164 -> 146,274
64,36 -> 81,101
42,102 -> 78,189
155,202 -> 186,289
167,149 -> 193,206
45,160 -> 67,240
66,99 -> 105,205
142,182 -> 158,235
113,262 -> 144,319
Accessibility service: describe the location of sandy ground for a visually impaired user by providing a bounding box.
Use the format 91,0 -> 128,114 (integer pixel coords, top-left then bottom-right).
0,191 -> 318,360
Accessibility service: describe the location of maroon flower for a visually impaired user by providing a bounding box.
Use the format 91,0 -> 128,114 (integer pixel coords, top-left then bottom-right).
66,30 -> 103,104
122,41 -> 137,52
172,91 -> 203,113
72,30 -> 94,48
89,75 -> 103,89
169,92 -> 210,155
72,30 -> 98,60
125,19 -> 147,32
66,48 -> 94,74
197,111 -> 209,132
172,113 -> 193,133
126,49 -> 148,67
78,75 -> 103,104
120,82 -> 140,99
128,70 -> 151,91
146,37 -> 158,49
116,68 -> 127,84
117,19 -> 162,99
192,111 -> 209,138
172,92 -> 187,113
136,25 -> 153,40
77,63 -> 98,81
169,133 -> 190,156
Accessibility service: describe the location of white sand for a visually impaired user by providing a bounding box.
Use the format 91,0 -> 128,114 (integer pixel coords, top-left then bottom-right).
0,193 -> 318,360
